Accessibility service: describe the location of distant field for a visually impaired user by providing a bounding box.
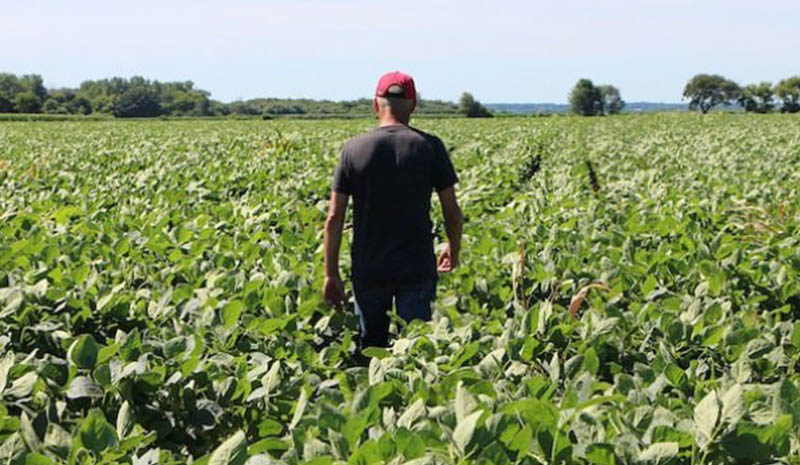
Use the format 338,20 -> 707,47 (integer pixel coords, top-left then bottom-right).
1,114 -> 799,464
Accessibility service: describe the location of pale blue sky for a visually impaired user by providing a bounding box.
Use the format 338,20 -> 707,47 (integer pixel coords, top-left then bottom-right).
2,0 -> 798,103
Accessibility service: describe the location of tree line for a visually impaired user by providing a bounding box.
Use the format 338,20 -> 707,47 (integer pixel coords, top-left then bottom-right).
682,74 -> 800,114
228,97 -> 458,116
4,71 -> 799,118
0,72 -> 460,117
0,74 -> 216,117
566,74 -> 800,116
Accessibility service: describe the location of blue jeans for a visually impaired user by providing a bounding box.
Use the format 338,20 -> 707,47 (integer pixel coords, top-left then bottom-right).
354,281 -> 436,348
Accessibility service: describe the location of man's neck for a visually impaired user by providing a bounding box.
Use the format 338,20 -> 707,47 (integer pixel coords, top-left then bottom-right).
378,115 -> 409,127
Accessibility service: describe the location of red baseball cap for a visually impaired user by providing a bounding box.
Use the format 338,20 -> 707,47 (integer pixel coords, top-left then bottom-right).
375,71 -> 416,100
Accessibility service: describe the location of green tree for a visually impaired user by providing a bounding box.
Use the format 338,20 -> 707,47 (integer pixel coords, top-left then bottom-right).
458,92 -> 493,118
42,97 -> 64,114
228,100 -> 260,116
112,87 -> 164,117
569,79 -> 603,116
209,100 -> 229,116
775,76 -> 800,113
12,91 -> 42,113
0,73 -> 25,112
599,85 -> 625,114
737,82 -> 774,113
44,89 -> 92,115
682,74 -> 740,113
160,81 -> 211,116
19,74 -> 47,102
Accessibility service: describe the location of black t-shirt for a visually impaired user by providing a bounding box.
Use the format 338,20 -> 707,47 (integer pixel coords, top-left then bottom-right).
333,125 -> 458,290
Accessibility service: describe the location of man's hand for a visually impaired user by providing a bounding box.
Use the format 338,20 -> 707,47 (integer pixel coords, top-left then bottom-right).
323,275 -> 346,308
323,190 -> 349,308
436,187 -> 462,273
437,243 -> 459,272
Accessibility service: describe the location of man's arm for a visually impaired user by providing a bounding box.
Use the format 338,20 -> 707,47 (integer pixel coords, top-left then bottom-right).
436,186 -> 463,272
323,190 -> 349,307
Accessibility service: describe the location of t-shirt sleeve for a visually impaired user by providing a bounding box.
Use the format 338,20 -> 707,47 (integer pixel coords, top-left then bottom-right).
432,138 -> 458,192
332,147 -> 353,195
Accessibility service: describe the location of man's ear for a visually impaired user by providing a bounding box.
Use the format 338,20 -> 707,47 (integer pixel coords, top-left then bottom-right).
373,97 -> 379,113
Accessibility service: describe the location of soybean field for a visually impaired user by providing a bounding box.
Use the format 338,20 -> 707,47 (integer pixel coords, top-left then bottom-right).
1,114 -> 800,464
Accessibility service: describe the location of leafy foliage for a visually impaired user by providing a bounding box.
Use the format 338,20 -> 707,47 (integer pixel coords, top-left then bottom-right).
0,72 -> 459,118
1,115 -> 799,464
738,82 -> 775,114
459,93 -> 493,118
0,73 -> 47,113
598,85 -> 625,115
569,79 -> 604,116
111,87 -> 165,118
775,76 -> 800,113
682,74 -> 740,114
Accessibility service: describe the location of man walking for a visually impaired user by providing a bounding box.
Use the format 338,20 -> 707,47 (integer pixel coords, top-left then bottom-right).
323,71 -> 463,349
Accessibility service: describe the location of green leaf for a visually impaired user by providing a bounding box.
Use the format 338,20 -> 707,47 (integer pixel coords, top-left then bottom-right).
6,372 -> 38,398
664,363 -> 686,387
564,354 -> 584,379
25,452 -> 56,465
701,325 -> 725,347
343,411 -> 370,447
694,390 -> 719,449
69,334 -> 99,369
361,347 -> 391,359
397,398 -> 426,429
708,272 -> 725,296
66,376 -> 103,399
117,401 -> 133,438
119,328 -> 142,362
450,342 -> 480,368
642,275 -> 657,297
260,361 -> 281,398
585,443 -> 616,465
776,378 -> 800,425
209,430 -> 248,465
455,382 -> 476,424
93,363 -> 111,387
0,433 -> 26,464
721,416 -> 792,461
549,352 -> 560,383
97,343 -> 119,364
509,424 -> 532,456
349,440 -> 382,465
651,425 -> 693,448
792,322 -> 800,348
163,337 -> 187,358
78,409 -> 117,453
248,438 -> 290,455
222,300 -> 244,330
301,457 -> 332,465
289,386 -> 309,430
43,424 -> 71,456
20,412 -> 41,451
583,347 -> 599,375
132,449 -> 160,465
0,352 -> 13,395
394,428 -> 425,459
52,206 -> 82,225
453,410 -> 482,454
720,383 -> 745,427
638,442 -> 678,462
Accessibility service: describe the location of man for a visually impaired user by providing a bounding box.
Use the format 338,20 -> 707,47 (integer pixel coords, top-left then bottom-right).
323,71 -> 463,349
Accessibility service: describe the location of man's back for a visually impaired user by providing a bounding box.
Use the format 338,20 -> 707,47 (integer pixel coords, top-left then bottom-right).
323,70 -> 462,350
333,125 -> 457,289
